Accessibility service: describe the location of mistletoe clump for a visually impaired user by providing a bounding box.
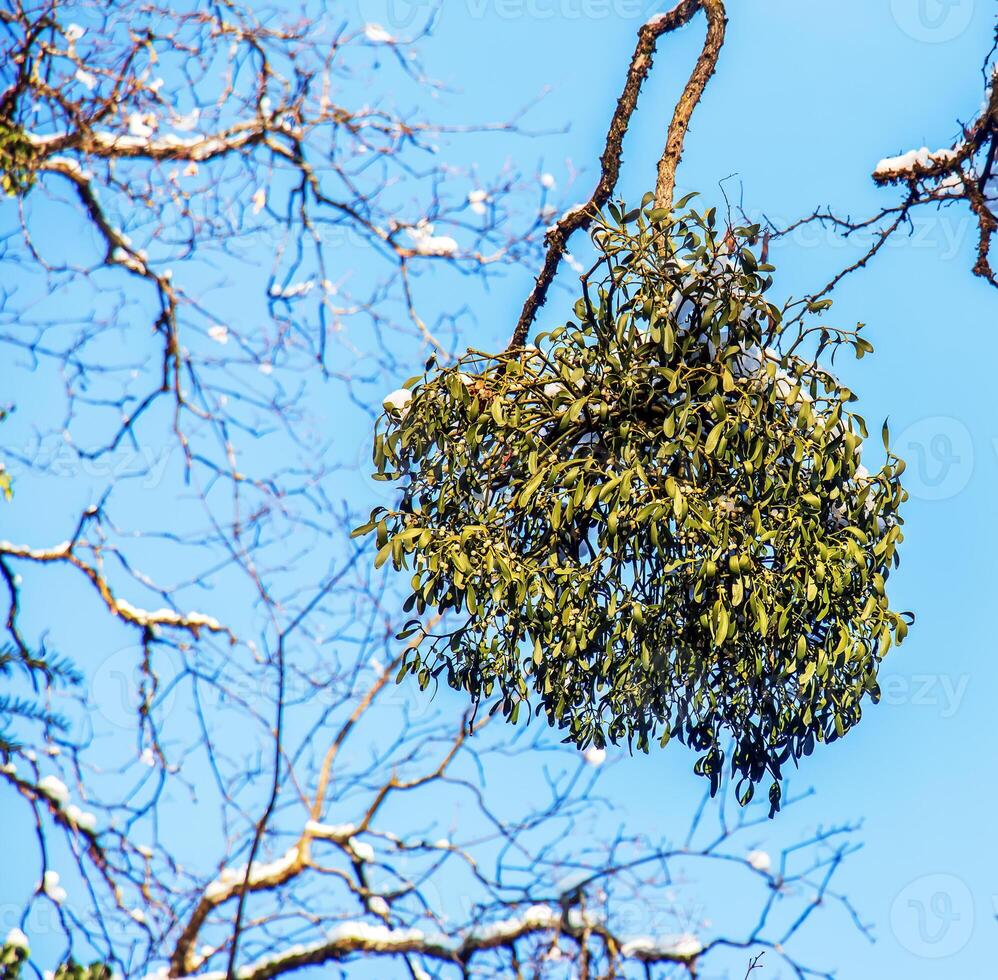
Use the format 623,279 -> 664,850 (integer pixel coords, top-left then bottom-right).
0,120 -> 37,197
362,199 -> 911,812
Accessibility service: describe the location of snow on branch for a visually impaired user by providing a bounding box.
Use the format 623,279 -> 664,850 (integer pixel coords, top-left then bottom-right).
873,145 -> 961,180
0,538 -> 232,640
26,122 -> 269,163
776,47 -> 998,296
867,60 -> 998,285
168,905 -> 703,980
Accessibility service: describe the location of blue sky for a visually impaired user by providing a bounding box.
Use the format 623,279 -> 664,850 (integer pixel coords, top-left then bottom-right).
2,0 -> 996,977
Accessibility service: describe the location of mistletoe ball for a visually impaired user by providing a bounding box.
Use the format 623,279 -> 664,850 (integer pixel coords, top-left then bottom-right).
362,201 -> 911,812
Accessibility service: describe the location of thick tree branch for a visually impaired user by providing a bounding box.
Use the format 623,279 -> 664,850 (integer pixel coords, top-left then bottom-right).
508,0 -> 705,350
172,905 -> 701,980
654,0 -> 727,212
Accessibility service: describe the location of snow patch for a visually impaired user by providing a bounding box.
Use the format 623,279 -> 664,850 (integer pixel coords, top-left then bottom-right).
75,69 -> 97,90
326,922 -> 424,945
127,114 -> 156,139
37,775 -> 69,806
874,146 -> 959,177
406,221 -> 458,257
471,905 -> 559,942
364,23 -> 394,43
304,820 -> 356,840
621,932 -> 702,960
43,870 -> 67,903
468,189 -> 488,215
203,845 -> 299,902
383,389 -> 412,415
171,108 -> 200,132
64,804 -> 98,833
348,838 -> 375,863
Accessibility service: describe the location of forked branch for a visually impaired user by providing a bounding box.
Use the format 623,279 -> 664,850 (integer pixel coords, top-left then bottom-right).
509,0 -> 728,349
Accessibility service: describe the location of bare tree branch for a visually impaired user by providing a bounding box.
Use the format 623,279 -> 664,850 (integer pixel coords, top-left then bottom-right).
654,0 -> 726,213
509,0 -> 709,350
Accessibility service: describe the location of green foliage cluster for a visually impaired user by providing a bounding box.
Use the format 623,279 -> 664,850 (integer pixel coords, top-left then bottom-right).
0,651 -> 78,758
0,426 -> 107,980
0,119 -> 37,197
361,198 -> 911,812
0,403 -> 78,758
51,963 -> 112,980
1,940 -> 27,980
0,941 -> 110,980
0,404 -> 10,501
